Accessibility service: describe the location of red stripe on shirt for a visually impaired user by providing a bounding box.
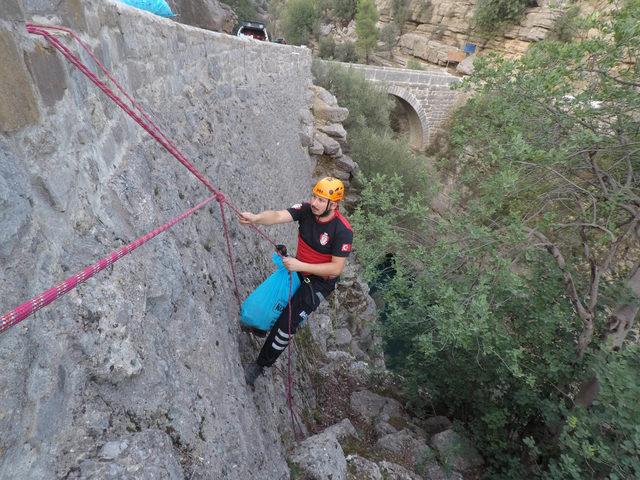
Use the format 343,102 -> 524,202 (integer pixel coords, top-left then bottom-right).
296,235 -> 332,264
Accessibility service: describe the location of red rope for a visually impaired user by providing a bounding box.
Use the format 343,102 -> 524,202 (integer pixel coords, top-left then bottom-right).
0,195 -> 216,334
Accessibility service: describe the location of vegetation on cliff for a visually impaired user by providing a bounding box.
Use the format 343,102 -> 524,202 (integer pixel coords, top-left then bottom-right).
318,1 -> 640,477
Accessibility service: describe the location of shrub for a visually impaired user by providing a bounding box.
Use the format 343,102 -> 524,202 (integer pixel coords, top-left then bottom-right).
282,0 -> 321,45
474,0 -> 528,34
406,58 -> 424,70
319,35 -> 336,59
355,0 -> 379,61
312,61 -> 392,133
379,23 -> 400,54
334,40 -> 359,62
330,0 -> 357,22
222,0 -> 258,22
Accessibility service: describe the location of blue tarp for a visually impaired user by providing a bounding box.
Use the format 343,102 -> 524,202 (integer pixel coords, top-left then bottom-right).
240,253 -> 301,332
118,0 -> 175,17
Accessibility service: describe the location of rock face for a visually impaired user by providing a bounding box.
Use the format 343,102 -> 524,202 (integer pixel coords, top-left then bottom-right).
290,430 -> 348,480
375,0 -> 568,68
0,1 -> 315,478
431,429 -> 485,472
168,0 -> 237,34
308,85 -> 360,209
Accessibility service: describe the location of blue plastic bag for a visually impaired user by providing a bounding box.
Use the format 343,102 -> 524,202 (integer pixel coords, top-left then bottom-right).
118,0 -> 175,17
240,253 -> 301,332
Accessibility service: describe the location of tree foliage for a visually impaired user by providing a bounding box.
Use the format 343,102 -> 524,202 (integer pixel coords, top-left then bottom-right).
351,1 -> 640,477
474,0 -> 528,34
355,0 -> 379,61
281,0 -> 321,45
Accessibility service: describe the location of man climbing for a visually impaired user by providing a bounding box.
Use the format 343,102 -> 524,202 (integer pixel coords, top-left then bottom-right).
238,177 -> 353,386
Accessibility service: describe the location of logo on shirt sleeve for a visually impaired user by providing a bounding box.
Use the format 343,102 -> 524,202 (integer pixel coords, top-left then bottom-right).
291,203 -> 302,210
341,243 -> 352,252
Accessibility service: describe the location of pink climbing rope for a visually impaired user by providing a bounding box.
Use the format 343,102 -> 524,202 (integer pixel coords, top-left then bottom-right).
0,195 -> 216,334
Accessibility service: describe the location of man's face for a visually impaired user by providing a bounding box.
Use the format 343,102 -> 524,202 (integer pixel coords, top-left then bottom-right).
310,194 -> 332,216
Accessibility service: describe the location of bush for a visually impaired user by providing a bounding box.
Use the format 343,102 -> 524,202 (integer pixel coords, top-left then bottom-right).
349,129 -> 431,195
474,0 -> 528,34
379,23 -> 400,54
406,58 -> 424,70
334,40 -> 359,62
549,5 -> 582,43
282,0 -> 321,45
312,61 -> 392,133
319,35 -> 336,59
330,0 -> 357,22
222,0 -> 258,22
355,0 -> 379,61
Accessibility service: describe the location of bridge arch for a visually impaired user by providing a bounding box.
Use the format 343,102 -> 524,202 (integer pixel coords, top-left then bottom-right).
387,85 -> 428,150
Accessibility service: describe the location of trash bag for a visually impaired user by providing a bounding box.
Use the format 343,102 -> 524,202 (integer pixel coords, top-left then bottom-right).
117,0 -> 175,17
240,253 -> 301,333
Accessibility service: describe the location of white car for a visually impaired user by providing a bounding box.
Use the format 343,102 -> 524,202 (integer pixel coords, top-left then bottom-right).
236,21 -> 269,42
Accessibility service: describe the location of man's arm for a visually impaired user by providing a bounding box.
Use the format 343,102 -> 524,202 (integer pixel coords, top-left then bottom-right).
239,210 -> 293,226
282,256 -> 347,278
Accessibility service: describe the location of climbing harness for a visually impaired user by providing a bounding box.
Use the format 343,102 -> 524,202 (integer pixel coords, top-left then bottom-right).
0,23 -> 306,440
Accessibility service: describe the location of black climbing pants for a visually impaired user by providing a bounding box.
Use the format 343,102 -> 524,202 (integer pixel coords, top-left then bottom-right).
256,274 -> 335,368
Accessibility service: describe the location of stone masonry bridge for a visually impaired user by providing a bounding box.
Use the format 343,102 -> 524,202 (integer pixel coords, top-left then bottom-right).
322,61 -> 463,150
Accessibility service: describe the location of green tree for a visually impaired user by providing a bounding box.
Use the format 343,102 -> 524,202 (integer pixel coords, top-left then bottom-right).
318,35 -> 336,59
330,0 -> 357,23
282,0 -> 320,45
222,0 -> 258,22
474,0 -> 528,34
334,40 -> 358,62
351,1 -> 640,477
355,0 -> 379,62
379,23 -> 400,56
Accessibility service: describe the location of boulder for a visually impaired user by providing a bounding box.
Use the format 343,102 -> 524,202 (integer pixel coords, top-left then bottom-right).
376,429 -> 433,469
456,54 -> 476,75
315,131 -> 342,156
347,455 -> 383,480
319,123 -> 347,140
309,139 -> 325,155
430,429 -> 484,472
313,102 -> 350,124
290,431 -> 347,480
335,155 -> 358,174
424,416 -> 452,436
422,463 -> 464,480
378,461 -> 422,480
350,390 -> 402,423
333,328 -> 353,348
169,0 -> 237,33
324,418 -> 358,442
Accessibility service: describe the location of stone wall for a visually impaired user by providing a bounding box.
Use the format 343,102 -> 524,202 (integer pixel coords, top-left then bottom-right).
0,1 -> 317,478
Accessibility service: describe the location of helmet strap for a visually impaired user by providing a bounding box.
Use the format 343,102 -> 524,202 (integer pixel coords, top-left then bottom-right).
318,198 -> 332,218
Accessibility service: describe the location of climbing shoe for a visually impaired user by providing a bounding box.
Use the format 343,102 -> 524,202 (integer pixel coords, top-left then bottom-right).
244,362 -> 264,386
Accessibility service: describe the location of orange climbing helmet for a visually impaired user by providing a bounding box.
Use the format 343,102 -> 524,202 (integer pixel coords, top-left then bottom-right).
312,177 -> 345,202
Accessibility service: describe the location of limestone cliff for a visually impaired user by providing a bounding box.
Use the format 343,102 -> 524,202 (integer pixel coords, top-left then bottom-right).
375,0 -> 568,67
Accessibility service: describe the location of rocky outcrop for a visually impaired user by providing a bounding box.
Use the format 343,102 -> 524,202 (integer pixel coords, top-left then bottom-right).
290,429 -> 349,480
307,85 -> 360,209
168,0 -> 237,34
374,0 -> 568,69
431,429 -> 485,473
